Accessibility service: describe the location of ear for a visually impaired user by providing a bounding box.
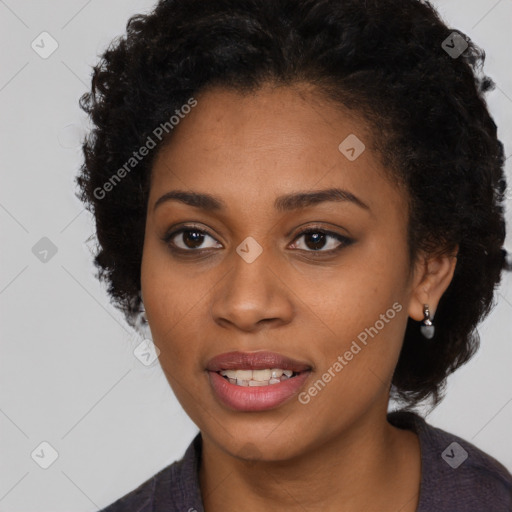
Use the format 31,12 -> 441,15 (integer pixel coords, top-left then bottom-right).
408,246 -> 458,321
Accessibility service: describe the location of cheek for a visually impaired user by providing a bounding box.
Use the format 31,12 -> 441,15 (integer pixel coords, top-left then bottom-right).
141,239 -> 189,355
302,240 -> 410,381
141,250 -> 207,413
306,248 -> 408,334
140,236 -> 223,378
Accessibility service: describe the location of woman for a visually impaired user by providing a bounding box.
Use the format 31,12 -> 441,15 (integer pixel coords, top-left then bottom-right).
77,0 -> 512,510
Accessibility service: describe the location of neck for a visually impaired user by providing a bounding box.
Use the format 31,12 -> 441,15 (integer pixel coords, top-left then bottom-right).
199,403 -> 420,512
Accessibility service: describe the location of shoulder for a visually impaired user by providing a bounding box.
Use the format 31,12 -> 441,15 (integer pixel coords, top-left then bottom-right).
389,410 -> 512,512
98,433 -> 203,512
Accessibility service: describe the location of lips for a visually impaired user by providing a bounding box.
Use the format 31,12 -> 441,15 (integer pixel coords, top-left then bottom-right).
205,351 -> 313,411
205,351 -> 312,373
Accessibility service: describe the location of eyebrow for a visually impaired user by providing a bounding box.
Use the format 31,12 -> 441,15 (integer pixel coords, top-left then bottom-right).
153,187 -> 370,213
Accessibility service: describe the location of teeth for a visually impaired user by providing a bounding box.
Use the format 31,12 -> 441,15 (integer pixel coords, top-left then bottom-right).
252,369 -> 272,381
248,380 -> 267,386
239,370 -> 254,380
219,368 -> 297,386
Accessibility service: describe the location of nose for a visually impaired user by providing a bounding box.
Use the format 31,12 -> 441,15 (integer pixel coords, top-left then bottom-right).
209,244 -> 295,332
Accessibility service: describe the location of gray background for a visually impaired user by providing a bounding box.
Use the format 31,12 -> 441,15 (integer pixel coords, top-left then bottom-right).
0,0 -> 511,510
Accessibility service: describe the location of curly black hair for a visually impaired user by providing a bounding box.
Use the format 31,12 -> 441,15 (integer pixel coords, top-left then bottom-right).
76,0 -> 509,409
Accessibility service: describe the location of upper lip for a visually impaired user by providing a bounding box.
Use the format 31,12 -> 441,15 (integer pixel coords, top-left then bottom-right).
206,351 -> 312,372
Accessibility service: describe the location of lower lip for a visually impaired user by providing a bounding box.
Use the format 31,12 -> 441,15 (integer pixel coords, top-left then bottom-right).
207,370 -> 311,412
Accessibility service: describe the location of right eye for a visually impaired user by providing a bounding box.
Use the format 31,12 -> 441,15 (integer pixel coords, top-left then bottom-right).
162,225 -> 223,252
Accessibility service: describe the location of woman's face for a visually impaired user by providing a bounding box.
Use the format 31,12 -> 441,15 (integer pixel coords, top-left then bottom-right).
141,83 -> 422,460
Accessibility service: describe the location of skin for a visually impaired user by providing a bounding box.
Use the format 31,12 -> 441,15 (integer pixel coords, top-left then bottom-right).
140,83 -> 457,512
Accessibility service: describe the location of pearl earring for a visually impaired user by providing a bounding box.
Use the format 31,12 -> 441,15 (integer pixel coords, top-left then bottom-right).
420,304 -> 435,339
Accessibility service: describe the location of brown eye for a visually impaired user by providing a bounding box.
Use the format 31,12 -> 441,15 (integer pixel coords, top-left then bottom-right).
178,230 -> 206,249
290,228 -> 353,253
163,227 -> 222,251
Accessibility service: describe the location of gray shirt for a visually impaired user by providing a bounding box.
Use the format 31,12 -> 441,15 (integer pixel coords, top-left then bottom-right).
99,410 -> 512,511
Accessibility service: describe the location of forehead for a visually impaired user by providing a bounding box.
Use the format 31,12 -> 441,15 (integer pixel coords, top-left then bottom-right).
149,84 -> 404,216
154,84 -> 369,163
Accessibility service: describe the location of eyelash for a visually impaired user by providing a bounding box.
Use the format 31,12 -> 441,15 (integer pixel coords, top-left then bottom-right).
161,224 -> 354,256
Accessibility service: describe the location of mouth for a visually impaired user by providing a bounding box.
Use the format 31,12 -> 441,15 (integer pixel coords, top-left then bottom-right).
205,351 -> 312,411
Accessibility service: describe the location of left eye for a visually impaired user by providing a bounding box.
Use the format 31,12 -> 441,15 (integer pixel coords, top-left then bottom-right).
290,229 -> 351,252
